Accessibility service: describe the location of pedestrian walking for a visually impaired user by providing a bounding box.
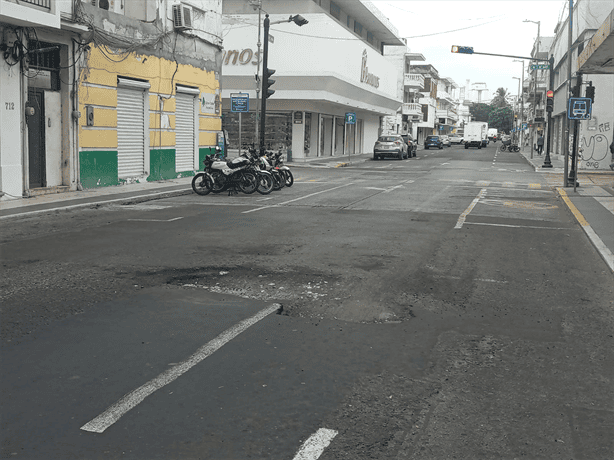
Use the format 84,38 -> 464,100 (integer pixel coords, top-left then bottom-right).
536,134 -> 544,155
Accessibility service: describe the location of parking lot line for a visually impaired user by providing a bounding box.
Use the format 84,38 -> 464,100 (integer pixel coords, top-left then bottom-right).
242,183 -> 353,214
454,188 -> 487,229
80,303 -> 281,434
293,428 -> 338,460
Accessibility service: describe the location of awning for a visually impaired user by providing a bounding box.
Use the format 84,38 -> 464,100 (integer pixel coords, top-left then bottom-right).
577,9 -> 614,74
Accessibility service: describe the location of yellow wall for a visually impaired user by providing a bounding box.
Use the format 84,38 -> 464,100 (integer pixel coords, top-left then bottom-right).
79,45 -> 221,152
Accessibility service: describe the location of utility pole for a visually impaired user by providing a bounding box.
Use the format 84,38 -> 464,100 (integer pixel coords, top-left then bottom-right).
542,55 -> 554,168
251,0 -> 263,147
563,0 -> 573,186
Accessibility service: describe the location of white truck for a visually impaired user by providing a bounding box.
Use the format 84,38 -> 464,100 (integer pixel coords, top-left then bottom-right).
464,122 -> 488,149
488,128 -> 498,142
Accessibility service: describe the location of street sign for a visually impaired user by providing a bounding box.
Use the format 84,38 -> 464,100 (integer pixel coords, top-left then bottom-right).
530,64 -> 550,70
345,112 -> 356,124
230,93 -> 249,113
567,97 -> 592,120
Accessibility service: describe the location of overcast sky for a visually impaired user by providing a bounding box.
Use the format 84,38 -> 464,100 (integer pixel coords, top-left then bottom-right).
371,0 -> 569,100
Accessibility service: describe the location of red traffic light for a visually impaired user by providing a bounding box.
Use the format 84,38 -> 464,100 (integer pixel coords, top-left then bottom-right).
546,90 -> 554,98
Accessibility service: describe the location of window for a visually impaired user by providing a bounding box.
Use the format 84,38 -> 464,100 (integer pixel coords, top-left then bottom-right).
367,31 -> 374,45
354,21 -> 363,35
347,15 -> 351,28
330,1 -> 340,20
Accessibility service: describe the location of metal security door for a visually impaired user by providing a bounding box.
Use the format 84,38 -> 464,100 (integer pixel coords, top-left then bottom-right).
27,88 -> 46,188
117,84 -> 147,177
175,91 -> 196,172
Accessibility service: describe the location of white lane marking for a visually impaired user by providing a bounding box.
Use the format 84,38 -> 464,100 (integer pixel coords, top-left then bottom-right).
432,274 -> 508,284
383,185 -> 405,193
0,188 -> 191,220
293,428 -> 338,460
454,188 -> 487,229
464,222 -> 571,230
127,217 -> 184,222
364,187 -> 387,191
80,303 -> 281,434
242,183 -> 353,214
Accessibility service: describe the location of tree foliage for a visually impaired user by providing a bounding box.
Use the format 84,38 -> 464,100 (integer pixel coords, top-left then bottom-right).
490,87 -> 511,108
469,103 -> 492,122
488,106 -> 514,133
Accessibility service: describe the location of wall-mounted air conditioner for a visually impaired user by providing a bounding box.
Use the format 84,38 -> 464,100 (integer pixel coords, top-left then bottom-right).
172,4 -> 193,30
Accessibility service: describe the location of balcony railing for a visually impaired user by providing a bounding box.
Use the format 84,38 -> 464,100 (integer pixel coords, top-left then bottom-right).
22,0 -> 51,8
402,103 -> 422,118
403,73 -> 425,90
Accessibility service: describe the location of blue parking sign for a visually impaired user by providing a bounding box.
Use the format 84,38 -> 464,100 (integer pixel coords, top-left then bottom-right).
567,97 -> 592,120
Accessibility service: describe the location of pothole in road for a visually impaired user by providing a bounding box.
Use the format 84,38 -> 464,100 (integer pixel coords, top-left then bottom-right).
155,265 -> 414,324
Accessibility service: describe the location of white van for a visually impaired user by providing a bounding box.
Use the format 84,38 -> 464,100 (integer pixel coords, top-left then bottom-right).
464,122 -> 487,149
488,128 -> 498,142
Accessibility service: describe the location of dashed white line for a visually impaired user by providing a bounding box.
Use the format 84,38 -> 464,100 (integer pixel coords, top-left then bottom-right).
293,428 -> 338,460
242,183 -> 353,214
80,303 -> 281,433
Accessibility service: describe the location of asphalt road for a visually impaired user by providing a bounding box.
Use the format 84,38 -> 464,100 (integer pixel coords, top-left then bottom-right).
1,143 -> 613,459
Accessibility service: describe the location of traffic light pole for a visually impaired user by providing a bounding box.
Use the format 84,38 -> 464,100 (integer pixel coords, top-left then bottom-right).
542,56 -> 554,168
259,14 -> 271,155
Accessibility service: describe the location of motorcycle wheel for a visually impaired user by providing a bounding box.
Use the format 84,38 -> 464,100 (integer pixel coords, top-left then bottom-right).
283,169 -> 294,187
272,170 -> 283,191
210,171 -> 227,193
514,146 -> 520,152
191,173 -> 212,196
238,171 -> 258,194
256,172 -> 274,195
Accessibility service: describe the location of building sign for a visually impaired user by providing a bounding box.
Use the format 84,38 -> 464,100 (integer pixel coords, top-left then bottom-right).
201,92 -> 217,114
230,93 -> 249,112
360,50 -> 380,88
222,49 -> 260,66
345,112 -> 356,124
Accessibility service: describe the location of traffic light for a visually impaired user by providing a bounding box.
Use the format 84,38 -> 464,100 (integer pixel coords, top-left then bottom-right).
585,82 -> 595,102
451,45 -> 474,54
546,90 -> 554,112
263,67 -> 276,99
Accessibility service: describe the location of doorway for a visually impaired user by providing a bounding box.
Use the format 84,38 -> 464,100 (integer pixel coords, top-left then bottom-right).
27,88 -> 46,188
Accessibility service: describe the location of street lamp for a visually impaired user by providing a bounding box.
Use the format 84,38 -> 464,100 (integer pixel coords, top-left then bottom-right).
513,59 -> 525,152
524,19 -> 541,155
259,13 -> 309,154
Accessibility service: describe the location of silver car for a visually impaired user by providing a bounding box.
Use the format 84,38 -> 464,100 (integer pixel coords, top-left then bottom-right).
373,135 -> 408,160
440,135 -> 451,147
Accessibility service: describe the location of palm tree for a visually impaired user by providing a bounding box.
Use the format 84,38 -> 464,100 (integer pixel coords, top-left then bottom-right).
491,87 -> 510,108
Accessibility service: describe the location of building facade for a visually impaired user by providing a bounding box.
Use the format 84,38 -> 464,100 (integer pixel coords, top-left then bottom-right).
548,1 -> 613,171
436,77 -> 459,136
382,46 -> 425,139
1,0 -> 223,199
220,0 -> 404,160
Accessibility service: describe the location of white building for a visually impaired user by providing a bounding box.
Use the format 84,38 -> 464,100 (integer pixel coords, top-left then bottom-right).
549,2 -> 613,171
382,45 -> 425,139
220,0 -> 404,160
436,77 -> 459,136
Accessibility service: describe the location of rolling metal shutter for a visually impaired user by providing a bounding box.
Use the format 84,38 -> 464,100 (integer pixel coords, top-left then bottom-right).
117,78 -> 149,177
175,86 -> 198,172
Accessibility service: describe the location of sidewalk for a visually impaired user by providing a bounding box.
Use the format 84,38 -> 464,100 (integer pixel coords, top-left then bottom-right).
517,147 -> 614,272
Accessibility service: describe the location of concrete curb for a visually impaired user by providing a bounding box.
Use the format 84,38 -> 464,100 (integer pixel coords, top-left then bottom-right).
556,187 -> 614,272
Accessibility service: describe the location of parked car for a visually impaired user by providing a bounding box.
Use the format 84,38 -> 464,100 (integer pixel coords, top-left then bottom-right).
401,134 -> 417,157
449,135 -> 464,144
440,135 -> 451,147
424,135 -> 443,149
373,134 -> 408,160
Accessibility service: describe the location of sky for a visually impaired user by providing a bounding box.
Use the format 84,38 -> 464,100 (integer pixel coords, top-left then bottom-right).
371,0 -> 568,101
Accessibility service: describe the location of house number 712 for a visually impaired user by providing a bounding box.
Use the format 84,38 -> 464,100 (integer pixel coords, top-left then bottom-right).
5,102 -> 15,110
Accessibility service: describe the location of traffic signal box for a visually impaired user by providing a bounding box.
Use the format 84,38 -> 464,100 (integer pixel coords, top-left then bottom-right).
451,46 -> 474,54
546,90 -> 554,112
264,68 -> 276,99
585,82 -> 595,103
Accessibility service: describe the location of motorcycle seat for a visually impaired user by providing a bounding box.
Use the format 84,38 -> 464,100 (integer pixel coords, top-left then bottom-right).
226,157 -> 249,169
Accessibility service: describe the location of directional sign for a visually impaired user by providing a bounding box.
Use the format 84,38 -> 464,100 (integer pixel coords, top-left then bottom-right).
567,97 -> 592,120
230,93 -> 249,113
530,64 -> 550,70
345,112 -> 356,124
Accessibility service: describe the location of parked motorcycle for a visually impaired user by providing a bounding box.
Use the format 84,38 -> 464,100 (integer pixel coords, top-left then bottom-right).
257,150 -> 285,191
191,149 -> 225,195
266,149 -> 294,187
208,150 -> 259,195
